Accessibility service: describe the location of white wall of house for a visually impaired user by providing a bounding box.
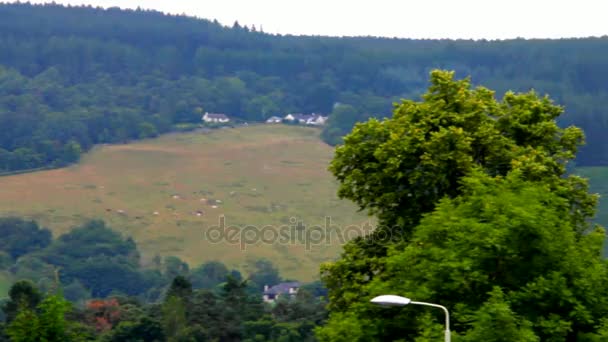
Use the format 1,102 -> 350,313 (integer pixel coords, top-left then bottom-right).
203,113 -> 230,123
266,117 -> 282,123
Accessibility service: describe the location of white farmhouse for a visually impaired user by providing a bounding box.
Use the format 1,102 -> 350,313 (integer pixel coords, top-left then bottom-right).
202,113 -> 230,123
283,113 -> 302,122
284,113 -> 327,125
262,282 -> 300,303
266,116 -> 283,123
305,114 -> 328,126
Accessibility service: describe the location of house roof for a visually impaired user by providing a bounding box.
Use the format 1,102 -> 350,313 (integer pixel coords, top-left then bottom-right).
263,282 -> 300,295
204,113 -> 229,119
308,114 -> 327,120
285,113 -> 309,120
290,113 -> 325,120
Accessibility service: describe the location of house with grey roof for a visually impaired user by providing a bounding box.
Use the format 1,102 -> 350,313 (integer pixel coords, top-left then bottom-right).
202,112 -> 230,123
305,113 -> 328,126
283,113 -> 309,123
266,116 -> 283,123
283,113 -> 327,125
262,282 -> 300,303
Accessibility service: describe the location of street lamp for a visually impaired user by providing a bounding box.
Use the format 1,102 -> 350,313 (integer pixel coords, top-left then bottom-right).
371,295 -> 451,342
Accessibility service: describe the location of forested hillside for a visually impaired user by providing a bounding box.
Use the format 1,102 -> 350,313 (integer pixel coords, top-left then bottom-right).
0,3 -> 607,171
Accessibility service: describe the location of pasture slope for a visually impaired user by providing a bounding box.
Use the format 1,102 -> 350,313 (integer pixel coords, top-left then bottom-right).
0,125 -> 371,281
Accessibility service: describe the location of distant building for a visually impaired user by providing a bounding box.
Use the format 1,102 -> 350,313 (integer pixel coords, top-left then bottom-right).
202,113 -> 230,123
263,282 -> 300,303
283,113 -> 307,123
283,113 -> 327,125
305,114 -> 328,126
266,116 -> 283,123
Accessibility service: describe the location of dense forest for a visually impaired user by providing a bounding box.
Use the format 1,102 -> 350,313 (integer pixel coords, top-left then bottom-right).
0,3 -> 607,172
0,217 -> 326,341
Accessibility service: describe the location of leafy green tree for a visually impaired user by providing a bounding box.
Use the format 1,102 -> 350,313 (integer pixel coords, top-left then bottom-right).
218,276 -> 265,341
321,104 -> 362,145
162,296 -> 188,342
137,122 -> 158,139
37,294 -> 72,341
0,217 -> 52,259
267,289 -> 327,341
62,280 -> 91,305
6,287 -> 82,342
163,256 -> 189,280
320,173 -> 608,340
11,256 -> 55,284
2,280 -> 42,322
187,289 -> 221,338
322,70 -> 595,315
165,276 -> 193,302
5,306 -> 39,342
244,95 -> 280,120
43,220 -> 139,265
102,316 -> 165,342
0,251 -> 11,270
38,220 -> 147,297
190,260 -> 232,289
247,259 -> 282,291
0,323 -> 8,342
462,288 -> 538,342
330,70 -> 590,235
61,139 -> 82,164
319,71 -> 605,341
161,276 -> 195,341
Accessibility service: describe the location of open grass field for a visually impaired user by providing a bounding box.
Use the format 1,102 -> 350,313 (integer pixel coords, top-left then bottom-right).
0,125 -> 371,281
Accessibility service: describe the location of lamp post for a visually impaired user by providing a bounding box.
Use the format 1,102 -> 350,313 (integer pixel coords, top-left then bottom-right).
371,295 -> 451,342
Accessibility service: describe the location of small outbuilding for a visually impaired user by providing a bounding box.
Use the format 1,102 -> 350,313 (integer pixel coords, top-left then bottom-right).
202,113 -> 230,123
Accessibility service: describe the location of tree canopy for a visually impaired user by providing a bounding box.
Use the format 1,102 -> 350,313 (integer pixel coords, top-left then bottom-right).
318,71 -> 607,341
0,218 -> 51,259
0,215 -> 327,341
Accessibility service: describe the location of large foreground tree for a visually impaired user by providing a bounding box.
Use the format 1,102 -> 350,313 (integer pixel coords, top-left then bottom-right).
318,71 -> 606,341
319,172 -> 608,340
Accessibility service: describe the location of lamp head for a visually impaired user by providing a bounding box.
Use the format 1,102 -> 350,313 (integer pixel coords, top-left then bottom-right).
370,295 -> 411,307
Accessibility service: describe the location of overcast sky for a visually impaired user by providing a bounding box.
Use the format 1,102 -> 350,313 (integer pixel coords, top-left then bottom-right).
28,0 -> 608,39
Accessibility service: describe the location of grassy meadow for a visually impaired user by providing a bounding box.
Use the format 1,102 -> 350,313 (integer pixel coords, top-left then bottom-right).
0,125 -> 371,281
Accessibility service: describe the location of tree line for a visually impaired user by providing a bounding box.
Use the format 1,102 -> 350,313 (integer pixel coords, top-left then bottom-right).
0,217 -> 326,341
1,276 -> 325,341
0,3 -> 607,172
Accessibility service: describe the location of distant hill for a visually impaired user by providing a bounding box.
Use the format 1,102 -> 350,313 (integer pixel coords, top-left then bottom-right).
0,125 -> 371,281
0,3 -> 607,173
